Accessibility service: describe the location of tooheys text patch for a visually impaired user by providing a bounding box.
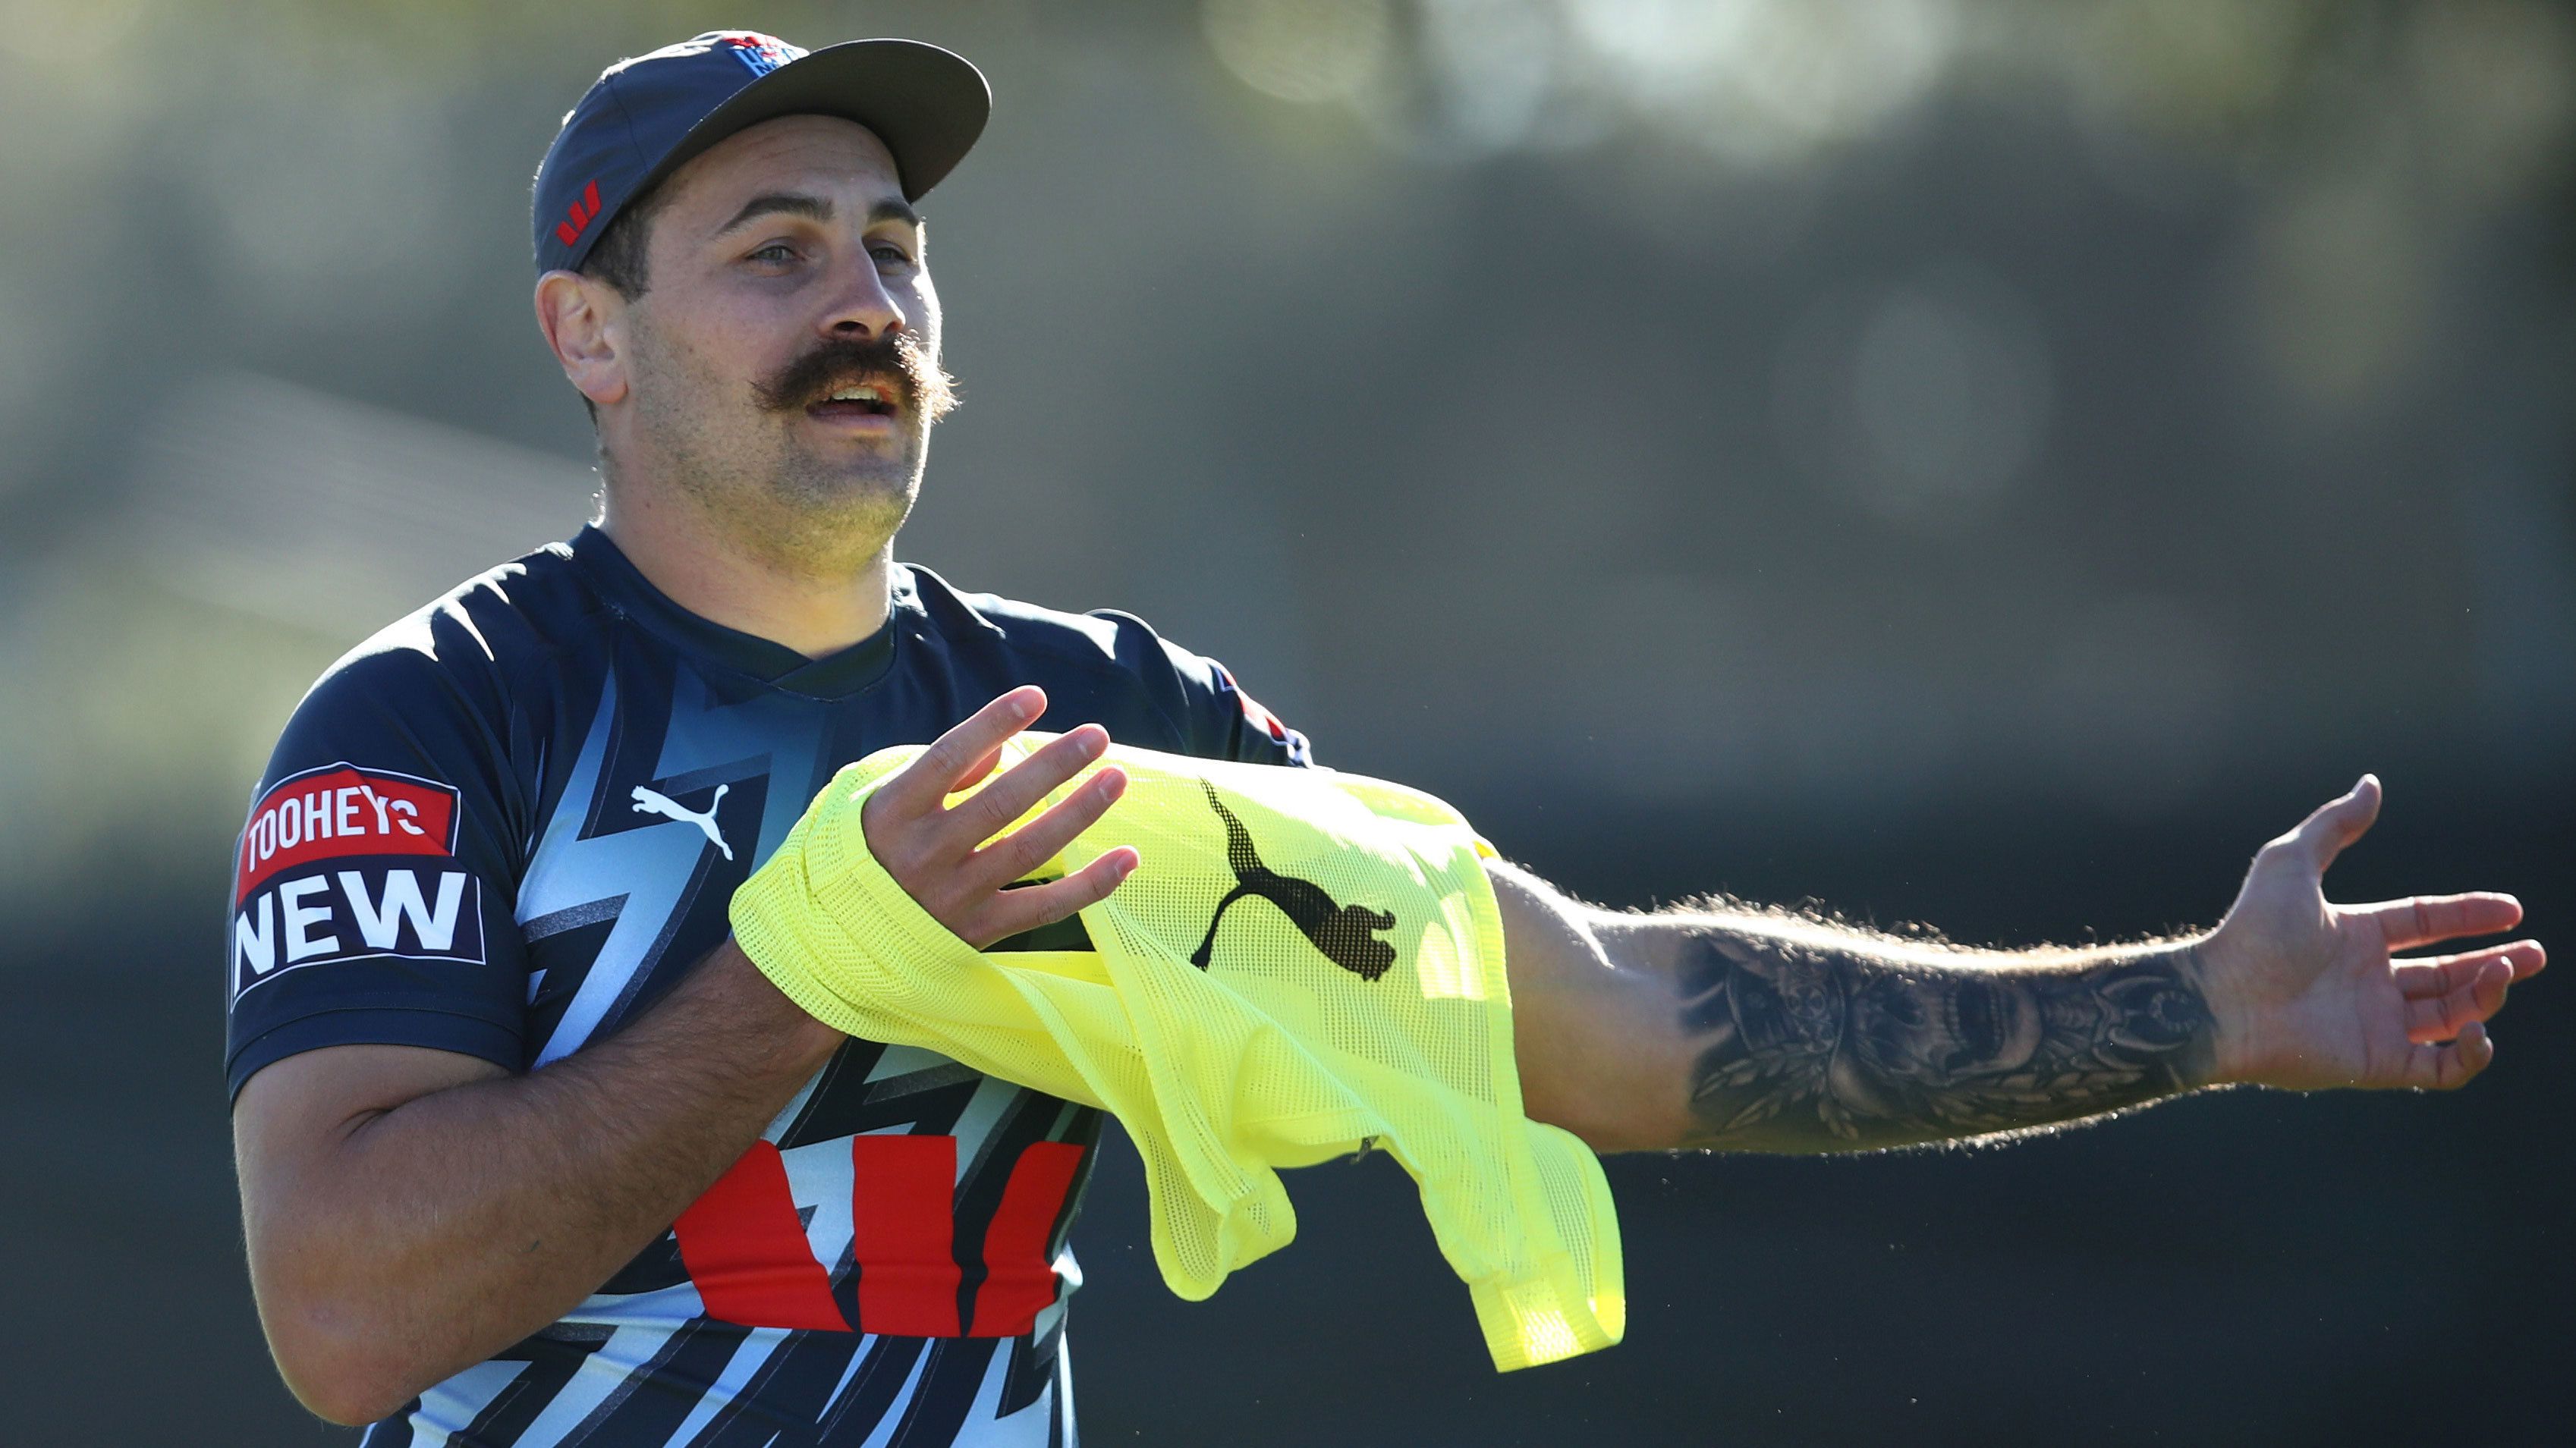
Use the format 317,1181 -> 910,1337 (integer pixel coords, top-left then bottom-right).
230,764 -> 486,1000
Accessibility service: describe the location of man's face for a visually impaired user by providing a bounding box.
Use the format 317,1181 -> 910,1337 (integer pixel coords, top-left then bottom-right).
609,115 -> 952,561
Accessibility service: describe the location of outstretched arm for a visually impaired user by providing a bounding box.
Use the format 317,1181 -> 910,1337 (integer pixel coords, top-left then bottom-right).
1495,777 -> 2544,1154
851,705 -> 2542,1155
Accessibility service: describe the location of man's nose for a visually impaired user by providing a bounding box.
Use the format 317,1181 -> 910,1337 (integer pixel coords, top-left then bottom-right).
819,252 -> 905,341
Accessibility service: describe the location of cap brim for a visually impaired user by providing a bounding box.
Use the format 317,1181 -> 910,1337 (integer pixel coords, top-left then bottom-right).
639,38 -> 989,205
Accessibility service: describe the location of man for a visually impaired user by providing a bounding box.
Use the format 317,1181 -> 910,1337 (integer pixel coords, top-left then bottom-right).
225,31 -> 2543,1447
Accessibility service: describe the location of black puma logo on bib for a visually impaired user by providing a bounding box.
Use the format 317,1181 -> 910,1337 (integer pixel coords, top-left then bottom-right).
1189,779 -> 1397,981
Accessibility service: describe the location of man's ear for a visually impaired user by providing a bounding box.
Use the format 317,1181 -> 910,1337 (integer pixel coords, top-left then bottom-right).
533,270 -> 631,409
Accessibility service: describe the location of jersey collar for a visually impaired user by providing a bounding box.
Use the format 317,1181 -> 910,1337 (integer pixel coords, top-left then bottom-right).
565,525 -> 910,699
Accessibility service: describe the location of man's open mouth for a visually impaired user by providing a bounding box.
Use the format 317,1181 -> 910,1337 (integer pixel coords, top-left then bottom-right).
808,378 -> 901,419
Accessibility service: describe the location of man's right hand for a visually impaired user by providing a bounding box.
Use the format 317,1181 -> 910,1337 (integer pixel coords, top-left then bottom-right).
859,685 -> 1137,947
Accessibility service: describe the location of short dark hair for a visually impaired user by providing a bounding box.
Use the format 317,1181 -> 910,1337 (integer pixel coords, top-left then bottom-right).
577,177 -> 669,300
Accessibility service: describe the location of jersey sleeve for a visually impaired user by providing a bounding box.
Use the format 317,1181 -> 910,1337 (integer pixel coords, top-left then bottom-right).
224,631 -> 532,1101
1190,653 -> 1313,768
1097,611 -> 1312,768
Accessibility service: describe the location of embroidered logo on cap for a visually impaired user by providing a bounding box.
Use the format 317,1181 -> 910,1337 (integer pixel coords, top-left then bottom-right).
716,32 -> 800,77
555,180 -> 603,247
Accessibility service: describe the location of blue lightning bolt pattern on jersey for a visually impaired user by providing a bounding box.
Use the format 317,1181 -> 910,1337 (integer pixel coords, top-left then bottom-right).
222,526 -> 1311,1446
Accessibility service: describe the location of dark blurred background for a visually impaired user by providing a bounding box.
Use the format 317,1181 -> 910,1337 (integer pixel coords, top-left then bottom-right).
2,0 -> 2569,1441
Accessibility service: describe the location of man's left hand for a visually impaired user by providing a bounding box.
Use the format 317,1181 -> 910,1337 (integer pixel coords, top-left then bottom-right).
2200,775 -> 2544,1091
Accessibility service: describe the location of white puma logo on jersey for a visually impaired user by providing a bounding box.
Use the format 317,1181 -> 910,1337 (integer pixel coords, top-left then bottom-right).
631,784 -> 732,860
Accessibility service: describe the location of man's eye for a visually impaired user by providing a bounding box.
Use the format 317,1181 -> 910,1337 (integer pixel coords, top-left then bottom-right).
870,244 -> 913,267
749,243 -> 797,264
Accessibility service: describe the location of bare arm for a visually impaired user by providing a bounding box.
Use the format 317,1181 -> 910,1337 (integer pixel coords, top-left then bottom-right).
232,940 -> 841,1424
1496,777 -> 2543,1154
1577,901 -> 2213,1151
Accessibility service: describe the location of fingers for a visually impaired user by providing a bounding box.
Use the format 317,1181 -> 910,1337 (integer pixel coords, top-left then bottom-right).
2281,774 -> 2381,874
967,762 -> 1130,888
854,688 -> 1142,947
2394,939 -> 2546,995
959,847 -> 1140,949
2393,942 -> 2538,1042
2398,1021 -> 2494,1091
955,743 -> 1009,796
878,686 -> 1047,817
2356,892 -> 2524,951
945,725 -> 1111,847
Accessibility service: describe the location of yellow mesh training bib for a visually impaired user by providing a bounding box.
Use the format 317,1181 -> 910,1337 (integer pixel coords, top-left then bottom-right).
731,737 -> 1625,1371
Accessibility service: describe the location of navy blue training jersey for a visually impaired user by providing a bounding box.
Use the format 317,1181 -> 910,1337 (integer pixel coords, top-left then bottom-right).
224,526 -> 1310,1447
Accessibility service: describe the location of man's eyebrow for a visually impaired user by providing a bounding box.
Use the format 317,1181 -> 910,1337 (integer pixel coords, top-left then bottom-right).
713,191 -> 832,237
711,192 -> 921,237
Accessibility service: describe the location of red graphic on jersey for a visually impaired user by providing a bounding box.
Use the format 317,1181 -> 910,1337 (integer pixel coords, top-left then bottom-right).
554,179 -> 603,247
674,1141 -> 848,1331
671,1135 -> 1086,1337
970,1142 -> 1087,1335
236,765 -> 458,904
851,1134 -> 963,1335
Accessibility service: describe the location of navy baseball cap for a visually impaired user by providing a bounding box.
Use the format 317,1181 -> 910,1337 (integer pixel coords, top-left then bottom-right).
532,31 -> 989,275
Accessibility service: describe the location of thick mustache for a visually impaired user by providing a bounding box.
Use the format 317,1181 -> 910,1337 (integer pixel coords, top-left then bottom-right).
753,335 -> 955,419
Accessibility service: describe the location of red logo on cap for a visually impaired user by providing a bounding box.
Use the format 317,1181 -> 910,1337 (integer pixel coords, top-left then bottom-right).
555,179 -> 603,247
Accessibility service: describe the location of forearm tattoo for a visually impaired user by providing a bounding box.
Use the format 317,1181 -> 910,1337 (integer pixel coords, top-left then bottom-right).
1674,929 -> 2217,1151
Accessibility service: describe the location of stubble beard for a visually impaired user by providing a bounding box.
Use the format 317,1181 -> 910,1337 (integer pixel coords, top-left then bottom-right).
624,319 -> 944,581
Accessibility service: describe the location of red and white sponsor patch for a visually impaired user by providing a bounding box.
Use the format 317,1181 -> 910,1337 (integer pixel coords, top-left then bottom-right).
235,764 -> 458,904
